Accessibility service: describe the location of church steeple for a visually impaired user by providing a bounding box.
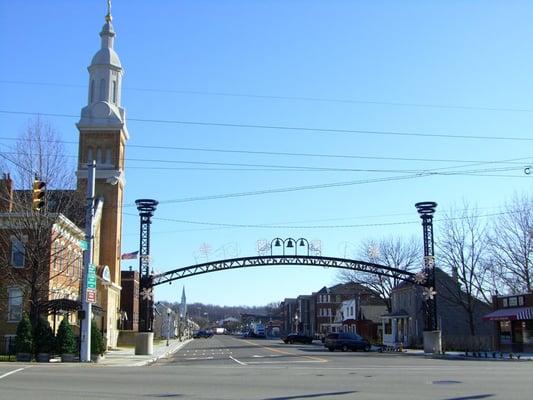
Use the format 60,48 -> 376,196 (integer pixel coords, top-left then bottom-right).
75,0 -> 128,350
78,0 -> 127,132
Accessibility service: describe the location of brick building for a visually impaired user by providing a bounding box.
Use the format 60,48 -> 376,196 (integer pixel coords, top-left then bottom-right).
0,175 -> 85,353
120,269 -> 139,331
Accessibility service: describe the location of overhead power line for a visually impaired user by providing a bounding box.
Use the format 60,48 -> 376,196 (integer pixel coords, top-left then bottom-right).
1,109 -> 533,142
124,166 -> 528,207
2,79 -> 533,114
124,209 -> 515,231
0,136 -> 530,166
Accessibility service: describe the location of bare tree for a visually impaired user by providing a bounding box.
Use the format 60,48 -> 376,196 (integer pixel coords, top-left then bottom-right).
488,193 -> 533,294
0,118 -> 83,327
337,236 -> 421,312
437,204 -> 494,335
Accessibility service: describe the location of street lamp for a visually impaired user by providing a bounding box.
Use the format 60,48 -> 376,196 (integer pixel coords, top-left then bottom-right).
294,314 -> 299,333
166,308 -> 171,346
178,312 -> 183,340
271,238 -> 310,256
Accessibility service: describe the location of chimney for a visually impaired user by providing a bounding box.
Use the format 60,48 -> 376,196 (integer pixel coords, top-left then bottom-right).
452,266 -> 459,283
0,173 -> 13,212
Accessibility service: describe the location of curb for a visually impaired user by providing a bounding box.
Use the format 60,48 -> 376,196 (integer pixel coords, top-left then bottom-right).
132,339 -> 193,367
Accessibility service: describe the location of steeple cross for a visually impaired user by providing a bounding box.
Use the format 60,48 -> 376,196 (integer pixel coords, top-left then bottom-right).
105,0 -> 113,22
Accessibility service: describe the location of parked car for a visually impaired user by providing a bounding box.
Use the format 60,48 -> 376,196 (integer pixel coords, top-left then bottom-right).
282,333 -> 314,344
324,332 -> 371,352
193,330 -> 213,338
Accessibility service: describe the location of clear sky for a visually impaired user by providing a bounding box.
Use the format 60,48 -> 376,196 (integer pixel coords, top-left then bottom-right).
1,0 -> 532,306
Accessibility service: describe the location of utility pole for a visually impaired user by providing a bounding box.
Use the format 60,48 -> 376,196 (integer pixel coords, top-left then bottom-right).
80,161 -> 96,362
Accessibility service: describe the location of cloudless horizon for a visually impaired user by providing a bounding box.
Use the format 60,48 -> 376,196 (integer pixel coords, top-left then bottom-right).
1,0 -> 532,306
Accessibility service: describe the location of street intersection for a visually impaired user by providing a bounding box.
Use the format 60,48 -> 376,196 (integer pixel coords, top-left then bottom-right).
0,336 -> 532,399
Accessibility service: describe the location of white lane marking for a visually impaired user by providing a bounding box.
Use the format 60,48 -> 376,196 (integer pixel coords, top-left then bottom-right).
252,355 -> 264,358
185,357 -> 214,361
229,356 -> 247,366
247,360 -> 325,365
0,367 -> 29,380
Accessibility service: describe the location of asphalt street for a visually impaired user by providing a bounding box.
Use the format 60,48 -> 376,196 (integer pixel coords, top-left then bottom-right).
0,335 -> 532,399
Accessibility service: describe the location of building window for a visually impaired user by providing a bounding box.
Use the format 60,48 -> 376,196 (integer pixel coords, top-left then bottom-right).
99,79 -> 106,101
500,321 -> 512,344
503,298 -> 508,307
3,335 -> 16,354
518,296 -> 524,306
112,80 -> 117,104
90,79 -> 95,103
87,147 -> 94,163
384,320 -> 392,335
8,288 -> 23,322
11,237 -> 25,267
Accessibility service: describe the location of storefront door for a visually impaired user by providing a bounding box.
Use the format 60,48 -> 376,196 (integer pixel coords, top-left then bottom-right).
511,321 -> 524,353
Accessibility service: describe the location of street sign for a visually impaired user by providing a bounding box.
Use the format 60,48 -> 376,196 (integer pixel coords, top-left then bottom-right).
87,264 -> 97,289
86,289 -> 96,303
79,240 -> 89,251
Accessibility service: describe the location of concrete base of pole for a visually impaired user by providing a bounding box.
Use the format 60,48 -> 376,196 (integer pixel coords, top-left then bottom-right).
423,330 -> 442,354
135,332 -> 154,355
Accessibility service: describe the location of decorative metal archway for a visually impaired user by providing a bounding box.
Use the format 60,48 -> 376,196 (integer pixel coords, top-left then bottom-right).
135,202 -> 438,334
152,255 -> 418,287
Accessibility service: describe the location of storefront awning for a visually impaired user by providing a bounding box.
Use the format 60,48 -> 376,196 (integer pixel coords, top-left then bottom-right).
39,299 -> 104,315
380,309 -> 409,319
483,307 -> 533,321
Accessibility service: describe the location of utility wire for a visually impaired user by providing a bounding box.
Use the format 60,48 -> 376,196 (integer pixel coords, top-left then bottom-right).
1,109 -> 533,142
2,79 -> 533,114
131,166 -> 527,207
0,136 -> 530,166
123,209 -> 513,230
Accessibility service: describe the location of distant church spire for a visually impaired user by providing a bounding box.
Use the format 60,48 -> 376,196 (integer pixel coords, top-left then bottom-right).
180,287 -> 187,317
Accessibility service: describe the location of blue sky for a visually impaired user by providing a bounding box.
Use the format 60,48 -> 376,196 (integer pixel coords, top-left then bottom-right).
1,0 -> 532,306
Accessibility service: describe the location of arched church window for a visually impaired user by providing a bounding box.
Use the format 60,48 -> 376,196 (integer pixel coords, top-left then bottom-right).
112,81 -> 117,104
96,147 -> 103,164
90,80 -> 95,103
106,148 -> 112,165
99,79 -> 106,101
87,147 -> 94,163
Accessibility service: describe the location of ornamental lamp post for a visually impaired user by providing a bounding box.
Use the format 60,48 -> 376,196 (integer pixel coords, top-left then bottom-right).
415,201 -> 442,354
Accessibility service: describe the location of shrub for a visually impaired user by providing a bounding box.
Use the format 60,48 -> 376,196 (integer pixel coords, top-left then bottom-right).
34,317 -> 54,354
91,321 -> 105,356
15,314 -> 33,354
56,318 -> 77,354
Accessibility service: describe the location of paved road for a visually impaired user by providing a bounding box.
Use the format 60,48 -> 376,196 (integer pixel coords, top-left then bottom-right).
1,335 -> 532,399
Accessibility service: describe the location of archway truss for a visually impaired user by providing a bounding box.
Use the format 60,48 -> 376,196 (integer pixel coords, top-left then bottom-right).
152,255 -> 417,287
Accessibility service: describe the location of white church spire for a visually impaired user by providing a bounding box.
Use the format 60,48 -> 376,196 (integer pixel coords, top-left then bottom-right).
180,287 -> 187,317
78,0 -> 127,133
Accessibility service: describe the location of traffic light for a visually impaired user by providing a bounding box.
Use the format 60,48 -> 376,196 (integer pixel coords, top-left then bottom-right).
32,179 -> 46,211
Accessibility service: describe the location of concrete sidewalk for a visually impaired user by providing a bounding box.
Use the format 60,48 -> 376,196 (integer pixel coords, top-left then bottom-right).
401,348 -> 533,361
97,338 -> 192,367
